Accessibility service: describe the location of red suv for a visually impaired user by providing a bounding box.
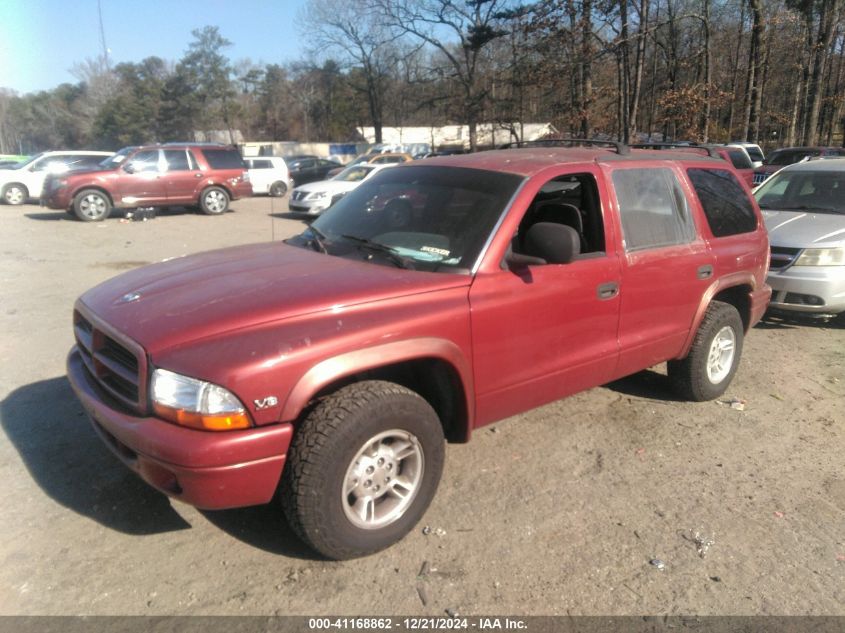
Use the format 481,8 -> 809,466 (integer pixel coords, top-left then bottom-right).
67,141 -> 770,559
42,143 -> 252,221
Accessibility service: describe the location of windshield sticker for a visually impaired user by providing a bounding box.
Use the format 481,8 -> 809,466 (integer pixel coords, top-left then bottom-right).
420,245 -> 451,257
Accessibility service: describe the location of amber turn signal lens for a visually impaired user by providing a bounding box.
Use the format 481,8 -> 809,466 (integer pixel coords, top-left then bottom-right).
153,402 -> 251,431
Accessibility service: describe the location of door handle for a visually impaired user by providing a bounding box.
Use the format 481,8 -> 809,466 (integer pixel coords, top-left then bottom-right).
597,282 -> 619,300
697,264 -> 714,279
194,173 -> 203,178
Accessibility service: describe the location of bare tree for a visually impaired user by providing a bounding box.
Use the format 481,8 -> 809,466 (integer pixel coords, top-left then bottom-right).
373,0 -> 509,150
301,0 -> 399,143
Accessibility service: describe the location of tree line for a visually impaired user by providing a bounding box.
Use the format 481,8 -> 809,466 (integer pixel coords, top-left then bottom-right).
2,0 -> 844,155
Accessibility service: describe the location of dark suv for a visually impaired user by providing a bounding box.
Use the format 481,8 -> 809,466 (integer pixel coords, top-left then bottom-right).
67,141 -> 771,559
42,143 -> 252,221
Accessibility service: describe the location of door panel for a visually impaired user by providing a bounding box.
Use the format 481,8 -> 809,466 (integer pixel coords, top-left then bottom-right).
163,149 -> 203,202
470,257 -> 621,427
113,149 -> 167,206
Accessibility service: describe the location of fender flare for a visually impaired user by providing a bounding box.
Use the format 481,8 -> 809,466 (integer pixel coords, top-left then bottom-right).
679,273 -> 757,358
279,337 -> 475,430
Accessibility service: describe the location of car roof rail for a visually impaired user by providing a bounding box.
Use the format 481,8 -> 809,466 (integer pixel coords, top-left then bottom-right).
500,138 -> 630,155
630,142 -> 721,159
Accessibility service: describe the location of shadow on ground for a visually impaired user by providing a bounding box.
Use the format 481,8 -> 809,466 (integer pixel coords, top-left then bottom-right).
1,376 -> 190,534
2,376 -> 320,558
200,504 -> 322,560
604,368 -> 679,402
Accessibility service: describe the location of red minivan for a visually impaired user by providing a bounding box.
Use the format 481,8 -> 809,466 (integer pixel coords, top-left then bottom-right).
42,143 -> 252,221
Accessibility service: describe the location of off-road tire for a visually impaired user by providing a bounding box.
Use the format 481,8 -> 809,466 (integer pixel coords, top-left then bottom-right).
668,301 -> 744,401
199,186 -> 229,215
73,189 -> 112,222
2,183 -> 28,205
280,380 -> 445,560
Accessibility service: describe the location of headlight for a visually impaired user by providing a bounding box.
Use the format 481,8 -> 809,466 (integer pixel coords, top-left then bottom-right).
307,191 -> 327,200
794,247 -> 845,266
150,368 -> 251,431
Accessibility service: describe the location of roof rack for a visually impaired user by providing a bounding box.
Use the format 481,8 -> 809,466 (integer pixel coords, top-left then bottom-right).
501,138 -> 630,155
630,142 -> 721,159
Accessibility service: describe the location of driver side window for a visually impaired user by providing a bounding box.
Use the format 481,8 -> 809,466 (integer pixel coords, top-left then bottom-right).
128,150 -> 161,173
513,173 -> 606,262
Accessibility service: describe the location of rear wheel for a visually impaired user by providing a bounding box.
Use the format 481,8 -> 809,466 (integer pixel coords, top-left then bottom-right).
281,381 -> 445,560
269,181 -> 287,197
668,301 -> 744,401
73,189 -> 111,222
199,186 -> 229,215
2,183 -> 28,205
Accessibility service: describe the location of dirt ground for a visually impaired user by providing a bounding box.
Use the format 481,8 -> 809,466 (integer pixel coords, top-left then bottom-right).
1,197 -> 843,617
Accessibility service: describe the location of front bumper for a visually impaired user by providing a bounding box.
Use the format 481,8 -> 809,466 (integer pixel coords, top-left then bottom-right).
766,265 -> 845,316
67,348 -> 293,509
288,199 -> 329,215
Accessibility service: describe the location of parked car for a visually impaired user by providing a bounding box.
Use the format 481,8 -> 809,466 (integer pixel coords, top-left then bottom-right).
713,145 -> 756,187
288,163 -> 395,215
66,142 -> 770,559
754,158 -> 845,318
245,156 -> 292,197
42,144 -> 251,221
752,146 -> 845,185
0,155 -> 29,169
325,152 -> 414,178
287,156 -> 342,187
1,150 -> 113,205
728,142 -> 765,168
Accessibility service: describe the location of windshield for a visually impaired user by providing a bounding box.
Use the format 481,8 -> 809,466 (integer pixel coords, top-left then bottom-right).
99,147 -> 137,169
12,152 -> 46,170
288,165 -> 523,273
332,165 -> 378,182
754,169 -> 845,214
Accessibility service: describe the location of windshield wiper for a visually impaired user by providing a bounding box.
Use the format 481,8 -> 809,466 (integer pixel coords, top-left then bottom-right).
341,234 -> 415,269
306,225 -> 329,254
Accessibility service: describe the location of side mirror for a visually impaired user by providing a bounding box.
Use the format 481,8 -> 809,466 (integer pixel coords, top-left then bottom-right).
505,251 -> 546,267
123,162 -> 135,174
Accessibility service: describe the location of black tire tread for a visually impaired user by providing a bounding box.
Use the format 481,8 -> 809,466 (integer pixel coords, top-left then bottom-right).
281,380 -> 442,559
669,300 -> 744,401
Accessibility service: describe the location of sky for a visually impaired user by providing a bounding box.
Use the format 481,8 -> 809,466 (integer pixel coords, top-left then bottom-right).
0,0 -> 309,94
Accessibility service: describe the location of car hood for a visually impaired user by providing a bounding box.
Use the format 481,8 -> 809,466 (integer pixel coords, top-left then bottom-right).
79,242 -> 470,355
294,179 -> 360,195
762,210 -> 845,247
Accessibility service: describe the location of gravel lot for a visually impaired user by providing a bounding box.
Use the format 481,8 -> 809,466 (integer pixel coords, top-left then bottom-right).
1,197 -> 843,616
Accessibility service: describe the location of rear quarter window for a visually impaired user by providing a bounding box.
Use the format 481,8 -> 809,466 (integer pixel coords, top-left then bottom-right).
200,149 -> 245,170
687,168 -> 757,237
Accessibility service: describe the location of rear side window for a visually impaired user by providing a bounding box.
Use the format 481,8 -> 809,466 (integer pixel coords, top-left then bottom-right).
250,159 -> 273,169
612,167 -> 696,251
200,149 -> 245,169
687,168 -> 757,237
164,149 -> 192,171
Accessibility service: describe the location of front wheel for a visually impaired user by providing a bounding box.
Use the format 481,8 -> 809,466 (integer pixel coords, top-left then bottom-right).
668,301 -> 744,401
199,186 -> 229,215
73,189 -> 112,222
269,181 -> 287,197
280,381 -> 445,560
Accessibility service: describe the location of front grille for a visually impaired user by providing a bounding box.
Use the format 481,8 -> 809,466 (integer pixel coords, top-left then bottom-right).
291,191 -> 307,201
769,246 -> 802,271
74,309 -> 145,412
